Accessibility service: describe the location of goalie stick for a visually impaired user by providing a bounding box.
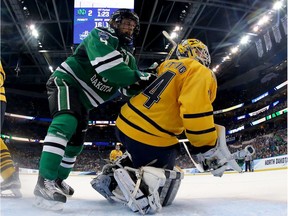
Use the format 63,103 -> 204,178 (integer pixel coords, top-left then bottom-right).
181,141 -> 205,172
162,31 -> 177,60
147,31 -> 177,71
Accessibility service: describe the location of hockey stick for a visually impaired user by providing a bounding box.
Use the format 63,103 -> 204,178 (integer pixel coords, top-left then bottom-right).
162,31 -> 177,60
181,141 -> 205,172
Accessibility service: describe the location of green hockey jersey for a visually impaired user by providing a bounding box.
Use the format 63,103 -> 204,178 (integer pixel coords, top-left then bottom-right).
53,27 -> 141,109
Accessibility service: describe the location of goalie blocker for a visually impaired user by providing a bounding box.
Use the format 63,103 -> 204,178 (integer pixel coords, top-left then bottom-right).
91,153 -> 184,215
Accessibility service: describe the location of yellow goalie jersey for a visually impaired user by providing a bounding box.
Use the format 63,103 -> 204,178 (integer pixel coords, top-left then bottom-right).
109,149 -> 123,162
116,58 -> 218,148
0,61 -> 6,103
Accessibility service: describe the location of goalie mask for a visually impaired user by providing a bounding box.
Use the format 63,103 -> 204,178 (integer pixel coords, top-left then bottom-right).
176,39 -> 211,67
109,9 -> 140,45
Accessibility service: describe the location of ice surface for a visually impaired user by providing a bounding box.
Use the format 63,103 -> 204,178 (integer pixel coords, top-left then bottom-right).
0,169 -> 287,216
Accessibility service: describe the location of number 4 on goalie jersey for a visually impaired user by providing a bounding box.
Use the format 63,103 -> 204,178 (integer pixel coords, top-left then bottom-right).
142,71 -> 175,108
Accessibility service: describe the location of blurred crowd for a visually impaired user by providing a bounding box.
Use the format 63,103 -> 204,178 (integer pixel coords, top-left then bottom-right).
1,77 -> 287,172
5,126 -> 287,172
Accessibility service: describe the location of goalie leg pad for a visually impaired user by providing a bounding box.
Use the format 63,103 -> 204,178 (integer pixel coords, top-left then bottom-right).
142,166 -> 166,193
114,168 -> 150,215
113,166 -> 183,214
159,166 -> 184,206
91,152 -> 133,201
90,174 -> 114,201
141,166 -> 167,213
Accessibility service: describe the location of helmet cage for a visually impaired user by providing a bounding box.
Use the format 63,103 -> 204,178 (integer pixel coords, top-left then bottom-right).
109,9 -> 140,43
176,39 -> 211,67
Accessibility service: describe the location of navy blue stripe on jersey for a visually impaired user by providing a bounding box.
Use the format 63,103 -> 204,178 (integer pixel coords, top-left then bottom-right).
0,72 -> 4,79
127,101 -> 177,137
1,163 -> 14,171
119,113 -> 156,136
0,149 -> 10,154
183,111 -> 213,118
44,142 -> 66,151
186,127 -> 216,135
61,161 -> 74,165
0,154 -> 12,163
92,54 -> 123,70
59,65 -> 100,106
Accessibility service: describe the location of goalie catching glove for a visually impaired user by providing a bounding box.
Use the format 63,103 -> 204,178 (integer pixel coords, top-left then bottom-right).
232,145 -> 255,160
193,124 -> 251,177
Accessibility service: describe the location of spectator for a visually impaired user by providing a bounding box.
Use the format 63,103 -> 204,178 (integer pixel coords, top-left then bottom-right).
109,143 -> 123,162
244,154 -> 253,172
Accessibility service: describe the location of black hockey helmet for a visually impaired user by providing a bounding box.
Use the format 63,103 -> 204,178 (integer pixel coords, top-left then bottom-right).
109,9 -> 140,44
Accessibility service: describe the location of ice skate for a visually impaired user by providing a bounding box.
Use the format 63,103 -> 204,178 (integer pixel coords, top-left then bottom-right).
33,175 -> 67,211
0,170 -> 22,198
55,178 -> 74,196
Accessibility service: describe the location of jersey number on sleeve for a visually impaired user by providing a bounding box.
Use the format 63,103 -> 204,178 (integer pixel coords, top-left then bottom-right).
142,71 -> 175,108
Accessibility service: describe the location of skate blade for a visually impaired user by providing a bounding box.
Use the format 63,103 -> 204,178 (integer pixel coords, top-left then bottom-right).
33,196 -> 64,211
11,188 -> 22,198
0,188 -> 22,198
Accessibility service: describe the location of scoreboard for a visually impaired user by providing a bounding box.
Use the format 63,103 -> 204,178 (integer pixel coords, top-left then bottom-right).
73,0 -> 134,44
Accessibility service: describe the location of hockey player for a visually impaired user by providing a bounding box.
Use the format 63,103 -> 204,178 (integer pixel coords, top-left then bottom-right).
109,143 -> 123,162
33,9 -> 156,211
91,39 -> 253,214
0,61 -> 22,198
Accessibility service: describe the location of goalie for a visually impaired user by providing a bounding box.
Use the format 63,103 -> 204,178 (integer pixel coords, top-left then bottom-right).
91,38 -> 253,214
